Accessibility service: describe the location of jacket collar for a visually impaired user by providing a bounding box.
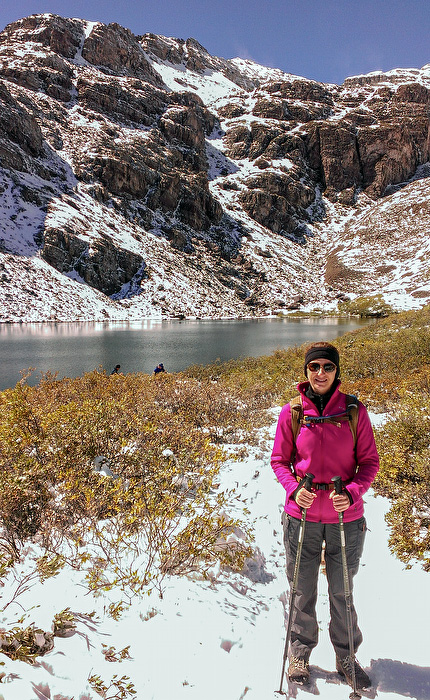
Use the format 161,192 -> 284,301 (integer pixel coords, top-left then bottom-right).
298,379 -> 341,415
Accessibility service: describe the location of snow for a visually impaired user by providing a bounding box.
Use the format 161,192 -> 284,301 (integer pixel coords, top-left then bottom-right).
0,174 -> 46,256
325,175 -> 430,310
0,414 -> 429,700
151,53 -> 245,105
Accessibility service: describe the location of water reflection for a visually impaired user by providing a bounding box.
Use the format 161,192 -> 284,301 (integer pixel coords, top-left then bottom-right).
0,319 -> 165,337
0,317 -> 369,391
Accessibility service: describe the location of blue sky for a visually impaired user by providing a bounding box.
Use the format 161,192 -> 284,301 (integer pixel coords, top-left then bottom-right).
1,0 -> 430,85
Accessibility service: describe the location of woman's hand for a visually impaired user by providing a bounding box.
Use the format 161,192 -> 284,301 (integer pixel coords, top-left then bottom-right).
329,491 -> 350,512
295,487 -> 317,509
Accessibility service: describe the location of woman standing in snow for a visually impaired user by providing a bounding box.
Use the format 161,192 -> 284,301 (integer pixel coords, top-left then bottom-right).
271,341 -> 379,691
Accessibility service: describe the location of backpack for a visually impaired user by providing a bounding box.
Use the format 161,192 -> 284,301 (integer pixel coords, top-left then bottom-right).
289,394 -> 359,447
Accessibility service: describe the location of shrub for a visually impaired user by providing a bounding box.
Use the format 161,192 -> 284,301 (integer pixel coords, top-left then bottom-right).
0,370 -> 255,599
0,623 -> 54,663
374,390 -> 430,570
88,673 -> 136,699
338,294 -> 395,317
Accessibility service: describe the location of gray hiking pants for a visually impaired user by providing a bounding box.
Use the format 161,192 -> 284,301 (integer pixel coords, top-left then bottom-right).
283,513 -> 367,660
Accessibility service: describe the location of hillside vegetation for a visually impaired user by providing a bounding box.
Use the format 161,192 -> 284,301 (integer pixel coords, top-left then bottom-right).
0,306 -> 429,662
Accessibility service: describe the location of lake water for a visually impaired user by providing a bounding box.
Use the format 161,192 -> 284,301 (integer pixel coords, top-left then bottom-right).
0,317 -> 369,391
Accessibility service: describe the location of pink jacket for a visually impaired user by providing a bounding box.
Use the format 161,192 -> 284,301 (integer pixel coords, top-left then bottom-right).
271,381 -> 379,523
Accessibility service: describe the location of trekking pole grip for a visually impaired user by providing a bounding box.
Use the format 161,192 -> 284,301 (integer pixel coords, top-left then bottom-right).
296,472 -> 315,506
332,475 -> 343,495
304,472 -> 315,492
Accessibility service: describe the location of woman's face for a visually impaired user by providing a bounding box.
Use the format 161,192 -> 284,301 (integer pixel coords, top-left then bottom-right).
306,357 -> 337,395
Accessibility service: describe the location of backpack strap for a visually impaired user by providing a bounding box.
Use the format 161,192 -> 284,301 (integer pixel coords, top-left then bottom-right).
289,395 -> 303,446
289,393 -> 359,447
345,394 -> 359,447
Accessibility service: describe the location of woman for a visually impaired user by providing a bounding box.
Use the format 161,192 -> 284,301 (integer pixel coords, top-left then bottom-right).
271,341 -> 379,690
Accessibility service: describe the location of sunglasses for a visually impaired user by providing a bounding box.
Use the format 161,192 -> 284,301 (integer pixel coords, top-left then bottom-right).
307,362 -> 337,373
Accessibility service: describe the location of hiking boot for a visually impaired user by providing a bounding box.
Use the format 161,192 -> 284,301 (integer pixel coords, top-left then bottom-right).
336,655 -> 371,690
288,656 -> 310,685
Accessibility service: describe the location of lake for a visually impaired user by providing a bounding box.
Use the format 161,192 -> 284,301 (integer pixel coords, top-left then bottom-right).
0,317 -> 369,391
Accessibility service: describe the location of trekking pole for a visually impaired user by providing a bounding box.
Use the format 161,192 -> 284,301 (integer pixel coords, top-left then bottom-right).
332,476 -> 361,700
277,472 -> 315,695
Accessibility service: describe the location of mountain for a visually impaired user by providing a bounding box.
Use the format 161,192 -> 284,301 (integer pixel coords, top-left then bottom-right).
1,13 -> 430,322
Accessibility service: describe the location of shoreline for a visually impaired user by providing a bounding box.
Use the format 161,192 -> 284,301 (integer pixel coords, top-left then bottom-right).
0,312 -> 363,326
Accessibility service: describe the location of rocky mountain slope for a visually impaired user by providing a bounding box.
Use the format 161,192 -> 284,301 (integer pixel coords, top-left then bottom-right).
1,13 -> 430,321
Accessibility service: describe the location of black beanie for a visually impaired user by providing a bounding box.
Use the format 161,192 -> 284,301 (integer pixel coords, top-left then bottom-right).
304,344 -> 340,378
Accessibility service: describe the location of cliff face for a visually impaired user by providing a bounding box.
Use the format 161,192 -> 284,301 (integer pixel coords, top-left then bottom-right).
1,13 -> 430,321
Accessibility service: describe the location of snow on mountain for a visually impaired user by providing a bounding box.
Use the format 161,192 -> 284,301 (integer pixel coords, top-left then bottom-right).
324,174 -> 430,310
1,14 -> 430,322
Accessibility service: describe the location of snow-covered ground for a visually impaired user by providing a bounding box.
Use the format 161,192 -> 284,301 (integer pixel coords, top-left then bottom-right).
0,414 -> 429,700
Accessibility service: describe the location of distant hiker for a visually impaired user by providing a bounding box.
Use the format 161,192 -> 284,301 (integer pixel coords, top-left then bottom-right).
153,362 -> 166,375
110,364 -> 121,375
271,341 -> 379,691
